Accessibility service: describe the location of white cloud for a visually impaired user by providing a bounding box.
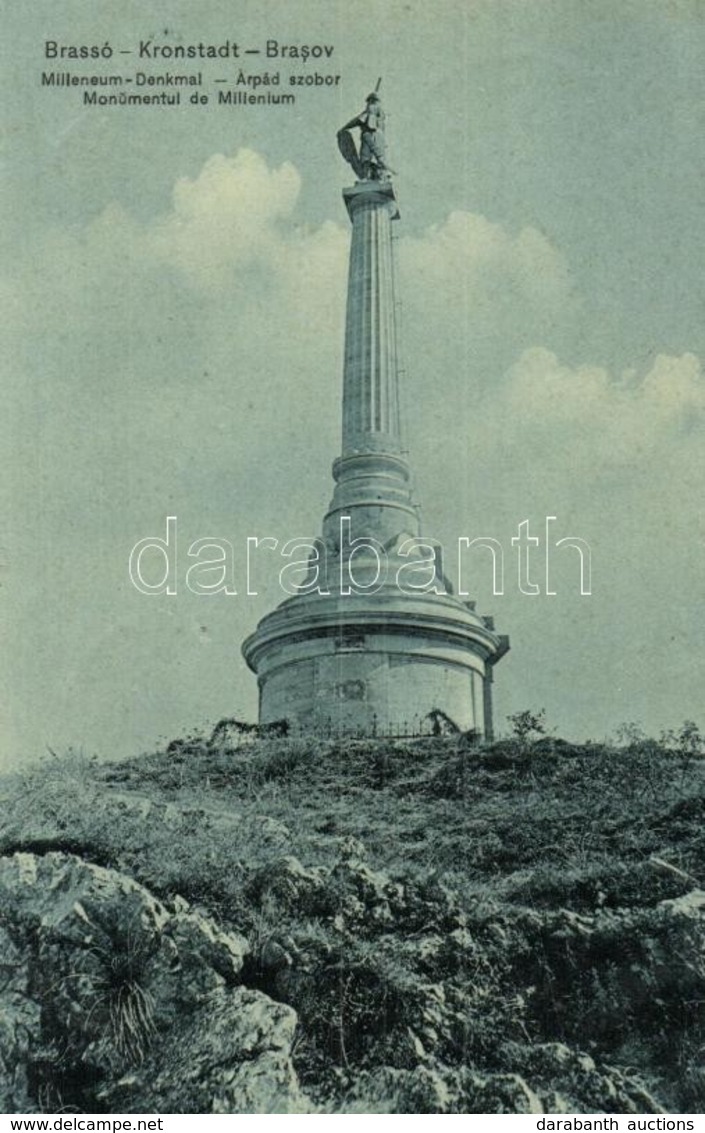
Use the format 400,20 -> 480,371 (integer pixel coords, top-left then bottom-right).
494,347 -> 705,464
399,210 -> 577,359
402,210 -> 572,309
151,150 -> 301,287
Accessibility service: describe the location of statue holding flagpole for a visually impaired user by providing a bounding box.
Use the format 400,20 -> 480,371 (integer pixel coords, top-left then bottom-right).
337,79 -> 393,181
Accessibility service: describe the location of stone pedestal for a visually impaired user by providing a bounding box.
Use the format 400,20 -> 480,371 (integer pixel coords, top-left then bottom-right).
244,584 -> 508,736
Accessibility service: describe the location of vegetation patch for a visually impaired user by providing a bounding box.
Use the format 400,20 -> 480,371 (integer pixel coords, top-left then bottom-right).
1,723 -> 704,1112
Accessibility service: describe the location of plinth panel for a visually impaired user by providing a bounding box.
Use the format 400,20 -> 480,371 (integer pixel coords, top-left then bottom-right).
259,646 -> 482,735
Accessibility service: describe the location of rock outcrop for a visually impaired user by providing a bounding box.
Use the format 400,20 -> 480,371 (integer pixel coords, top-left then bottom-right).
0,853 -> 306,1113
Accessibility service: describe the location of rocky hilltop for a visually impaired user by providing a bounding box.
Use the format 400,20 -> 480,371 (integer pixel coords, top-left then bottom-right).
1,728 -> 704,1113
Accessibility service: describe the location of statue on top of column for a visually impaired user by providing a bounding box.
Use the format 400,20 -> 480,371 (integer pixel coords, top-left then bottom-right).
337,81 -> 392,181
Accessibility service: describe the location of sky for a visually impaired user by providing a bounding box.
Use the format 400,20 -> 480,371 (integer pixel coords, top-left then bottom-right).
2,0 -> 704,769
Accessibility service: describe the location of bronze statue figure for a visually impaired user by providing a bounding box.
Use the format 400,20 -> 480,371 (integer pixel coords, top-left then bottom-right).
337,82 -> 392,181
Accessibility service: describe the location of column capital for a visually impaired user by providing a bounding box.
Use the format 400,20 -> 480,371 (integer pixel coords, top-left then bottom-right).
343,179 -> 400,221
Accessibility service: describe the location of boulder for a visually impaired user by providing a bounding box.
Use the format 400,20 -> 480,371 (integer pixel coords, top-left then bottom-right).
246,855 -> 329,917
0,924 -> 40,1112
504,1042 -> 664,1114
99,987 -> 305,1113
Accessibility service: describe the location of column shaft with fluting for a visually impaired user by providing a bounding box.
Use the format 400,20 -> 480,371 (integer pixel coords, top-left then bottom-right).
323,180 -> 418,553
342,183 -> 402,455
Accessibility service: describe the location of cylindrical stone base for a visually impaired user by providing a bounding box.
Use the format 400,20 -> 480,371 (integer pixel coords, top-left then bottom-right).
259,645 -> 483,735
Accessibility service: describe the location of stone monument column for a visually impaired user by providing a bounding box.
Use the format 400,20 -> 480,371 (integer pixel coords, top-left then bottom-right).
242,87 -> 509,737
